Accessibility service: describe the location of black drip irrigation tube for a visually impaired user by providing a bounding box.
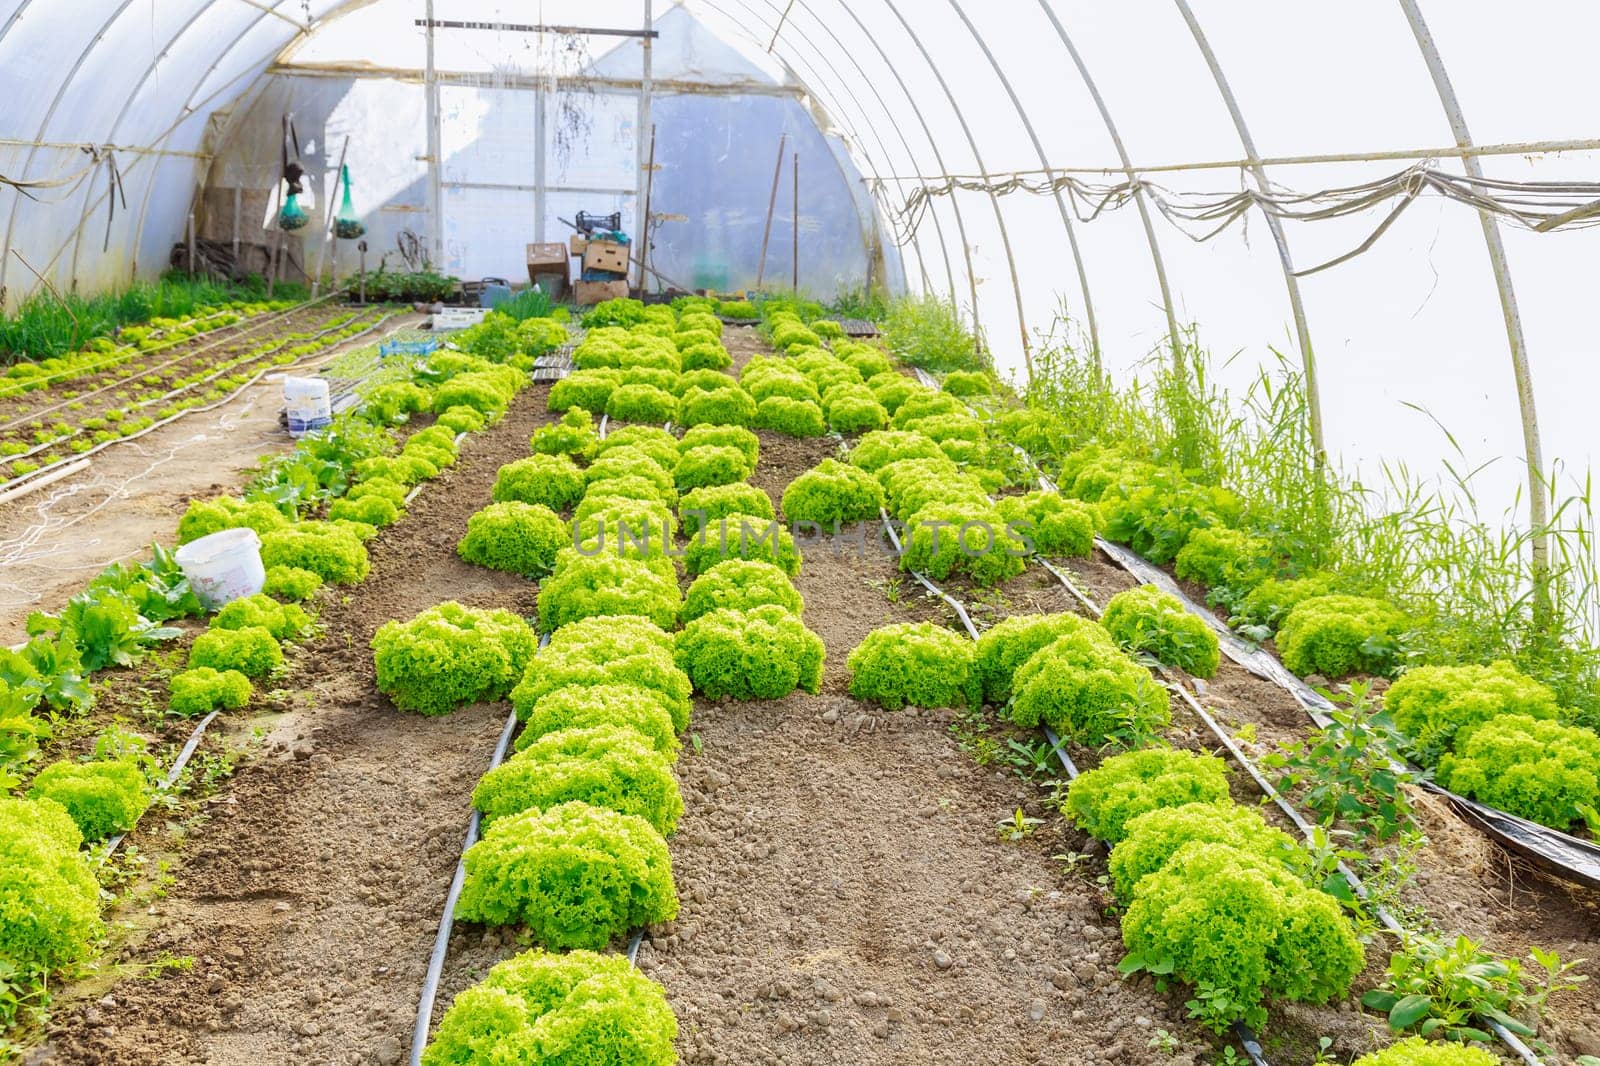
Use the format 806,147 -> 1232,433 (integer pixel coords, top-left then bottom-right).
871,505 -> 1274,1066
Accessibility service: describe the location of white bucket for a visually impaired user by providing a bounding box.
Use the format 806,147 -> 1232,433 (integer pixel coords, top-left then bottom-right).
283,376 -> 332,436
174,527 -> 266,610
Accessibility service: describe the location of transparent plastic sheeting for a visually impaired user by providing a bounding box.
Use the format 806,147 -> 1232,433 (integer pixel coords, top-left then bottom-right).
0,0 -> 1597,530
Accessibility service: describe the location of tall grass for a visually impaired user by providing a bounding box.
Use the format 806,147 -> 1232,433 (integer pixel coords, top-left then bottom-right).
1024,312 -> 1600,721
881,295 -> 987,374
0,272 -> 293,365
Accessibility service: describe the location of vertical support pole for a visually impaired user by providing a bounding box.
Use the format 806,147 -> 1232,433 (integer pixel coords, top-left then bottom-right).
792,151 -> 799,292
756,134 -> 788,291
266,176 -> 284,298
534,81 -> 547,243
186,207 -> 197,277
232,186 -> 242,266
312,135 -> 350,298
1172,0 -> 1324,468
1396,0 -> 1551,620
634,0 -> 654,291
424,0 -> 443,270
637,123 -> 657,295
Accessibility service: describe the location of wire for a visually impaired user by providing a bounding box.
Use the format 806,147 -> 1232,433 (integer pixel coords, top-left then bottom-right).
884,161 -> 1600,274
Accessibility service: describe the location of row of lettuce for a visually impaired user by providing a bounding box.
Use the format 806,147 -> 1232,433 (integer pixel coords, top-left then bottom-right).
0,315 -> 556,1037
971,397 -> 1600,835
0,305 -> 391,482
387,299 -> 829,1062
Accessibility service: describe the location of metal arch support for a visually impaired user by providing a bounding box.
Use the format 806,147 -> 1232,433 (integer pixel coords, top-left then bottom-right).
1171,0 -> 1325,465
876,0 -> 1034,376
944,0 -> 1101,365
779,0 -> 984,327
1396,0 -> 1551,612
0,0 -> 150,298
1033,0 -> 1182,358
726,0 -> 952,301
68,0 -> 307,291
699,0 -> 943,299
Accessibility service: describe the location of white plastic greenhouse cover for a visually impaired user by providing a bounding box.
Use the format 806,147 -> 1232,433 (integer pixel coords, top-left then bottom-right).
1,0 -> 1597,560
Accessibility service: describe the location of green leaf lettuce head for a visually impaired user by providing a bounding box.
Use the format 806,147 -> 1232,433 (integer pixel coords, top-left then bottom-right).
493,454 -> 586,512
473,724 -> 683,835
1100,584 -> 1221,680
1346,1038 -> 1499,1066
168,666 -> 252,717
674,605 -> 824,700
1435,713 -> 1600,828
456,800 -> 678,950
1064,748 -> 1230,845
458,501 -> 568,579
681,559 -> 803,624
535,551 -> 682,633
27,757 -> 151,840
1276,594 -> 1408,679
0,795 -> 103,972
515,684 -> 681,759
189,625 -> 282,679
1009,630 -> 1171,747
372,602 -> 537,716
847,621 -> 980,711
422,948 -> 677,1066
1109,801 -> 1305,903
781,459 -> 883,527
973,612 -> 1111,706
1383,660 -> 1562,765
512,623 -> 692,732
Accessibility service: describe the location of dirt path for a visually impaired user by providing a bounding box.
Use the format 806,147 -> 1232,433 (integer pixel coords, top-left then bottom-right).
40,378 -> 559,1065
643,405 -> 1205,1064
0,315 -> 421,645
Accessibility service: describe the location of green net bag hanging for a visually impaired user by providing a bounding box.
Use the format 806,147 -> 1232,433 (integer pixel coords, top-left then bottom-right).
334,165 -> 365,239
279,191 -> 309,231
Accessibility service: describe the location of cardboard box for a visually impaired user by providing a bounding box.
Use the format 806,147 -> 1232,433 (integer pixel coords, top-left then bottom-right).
575,279 -> 630,305
527,242 -> 567,269
582,239 -> 630,275
569,234 -> 588,256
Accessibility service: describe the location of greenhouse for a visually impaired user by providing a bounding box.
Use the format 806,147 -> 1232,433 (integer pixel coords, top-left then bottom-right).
0,2 -> 1597,1064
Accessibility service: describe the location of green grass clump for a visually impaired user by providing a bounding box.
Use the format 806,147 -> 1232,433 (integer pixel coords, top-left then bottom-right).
1110,801 -> 1302,903
973,612 -> 1109,705
1063,748 -> 1231,844
27,758 -> 150,840
189,625 -> 282,678
515,684 -> 680,758
535,551 -> 682,633
674,605 -> 824,700
678,483 -> 774,537
1122,841 -> 1363,1032
262,565 -> 321,602
881,296 -> 983,372
673,444 -> 751,491
533,407 -> 600,459
754,395 -> 826,437
422,948 -> 678,1066
847,622 -> 979,711
684,513 -> 800,577
491,455 -> 585,512
1277,594 -> 1408,678
458,502 -> 567,579
1436,713 -> 1600,828
456,801 -> 677,949
781,459 -> 882,527
168,666 -> 252,716
259,522 -> 370,584
176,496 -> 290,545
0,796 -> 103,973
681,559 -> 803,624
1384,660 -> 1562,764
1010,632 -> 1171,747
371,602 -> 537,716
1101,585 -> 1221,679
473,725 -> 683,835
994,491 -> 1096,557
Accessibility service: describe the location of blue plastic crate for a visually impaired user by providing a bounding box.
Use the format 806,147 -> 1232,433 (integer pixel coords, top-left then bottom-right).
380,338 -> 440,359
